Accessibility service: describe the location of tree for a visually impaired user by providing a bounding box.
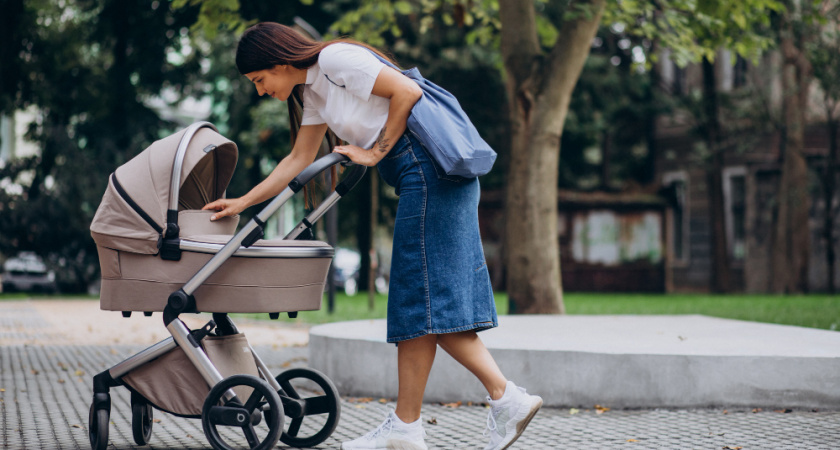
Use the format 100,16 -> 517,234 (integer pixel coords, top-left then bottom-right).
494,0 -> 781,310
770,1 -> 824,294
499,0 -> 605,313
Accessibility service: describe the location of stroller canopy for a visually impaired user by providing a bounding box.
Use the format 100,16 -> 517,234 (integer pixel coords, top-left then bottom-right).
91,123 -> 238,255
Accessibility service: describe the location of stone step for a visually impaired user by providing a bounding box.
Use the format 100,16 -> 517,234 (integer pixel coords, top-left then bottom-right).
310,315 -> 840,409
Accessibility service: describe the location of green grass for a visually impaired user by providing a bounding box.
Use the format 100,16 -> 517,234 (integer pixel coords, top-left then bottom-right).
234,293 -> 510,326
5,291 -> 838,331
0,293 -> 97,301
563,293 -> 840,331
240,292 -> 840,332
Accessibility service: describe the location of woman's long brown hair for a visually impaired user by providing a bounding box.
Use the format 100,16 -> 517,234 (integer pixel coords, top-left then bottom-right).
236,23 -> 396,209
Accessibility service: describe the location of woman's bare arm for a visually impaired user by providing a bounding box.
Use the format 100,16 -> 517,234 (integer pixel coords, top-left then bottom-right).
203,123 -> 329,220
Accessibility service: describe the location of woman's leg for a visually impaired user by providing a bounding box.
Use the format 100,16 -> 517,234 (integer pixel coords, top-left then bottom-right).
395,334 -> 438,423
437,331 -> 508,400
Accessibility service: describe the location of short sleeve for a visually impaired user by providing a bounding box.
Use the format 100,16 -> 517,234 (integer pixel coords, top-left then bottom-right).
318,43 -> 386,102
301,86 -> 325,126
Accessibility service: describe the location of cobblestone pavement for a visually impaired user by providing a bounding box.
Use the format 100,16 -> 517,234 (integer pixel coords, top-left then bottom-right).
2,303 -> 840,449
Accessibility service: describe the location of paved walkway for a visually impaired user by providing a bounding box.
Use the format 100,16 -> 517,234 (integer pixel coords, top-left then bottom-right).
2,300 -> 840,449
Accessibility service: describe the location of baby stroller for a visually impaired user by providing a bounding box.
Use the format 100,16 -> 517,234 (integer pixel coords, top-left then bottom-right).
88,122 -> 364,450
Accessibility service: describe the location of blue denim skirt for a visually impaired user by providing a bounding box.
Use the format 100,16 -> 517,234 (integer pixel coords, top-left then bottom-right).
376,132 -> 498,343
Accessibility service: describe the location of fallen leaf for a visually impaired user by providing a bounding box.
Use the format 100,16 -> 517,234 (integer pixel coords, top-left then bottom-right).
752,408 -> 762,413
774,409 -> 793,413
30,369 -> 39,375
427,417 -> 437,425
0,389 -> 4,392
722,410 -> 729,415
678,336 -> 687,341
626,439 -> 638,442
75,370 -> 85,376
153,419 -> 161,423
378,398 -> 387,404
442,401 -> 462,408
594,404 -> 610,414
569,408 -> 580,415
72,424 -> 82,429
58,379 -> 65,384
355,405 -> 366,409
722,446 -> 742,450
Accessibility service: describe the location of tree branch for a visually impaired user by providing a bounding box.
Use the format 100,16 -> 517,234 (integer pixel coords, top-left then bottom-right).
499,0 -> 541,84
542,0 -> 606,105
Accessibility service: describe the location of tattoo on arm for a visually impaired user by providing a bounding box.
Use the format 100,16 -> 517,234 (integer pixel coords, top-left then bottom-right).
377,127 -> 390,153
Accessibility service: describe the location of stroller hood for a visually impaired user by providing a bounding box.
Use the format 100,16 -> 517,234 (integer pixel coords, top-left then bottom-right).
90,125 -> 238,255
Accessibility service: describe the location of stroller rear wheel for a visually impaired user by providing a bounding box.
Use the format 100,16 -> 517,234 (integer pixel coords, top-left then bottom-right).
274,367 -> 341,448
201,374 -> 284,450
88,402 -> 109,450
131,392 -> 154,445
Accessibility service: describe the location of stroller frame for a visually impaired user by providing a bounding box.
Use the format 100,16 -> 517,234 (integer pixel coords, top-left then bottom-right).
88,122 -> 366,450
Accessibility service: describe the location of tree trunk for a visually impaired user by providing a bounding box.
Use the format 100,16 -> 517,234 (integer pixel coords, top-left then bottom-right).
701,58 -> 731,293
500,0 -> 605,314
824,112 -> 837,294
772,30 -> 812,293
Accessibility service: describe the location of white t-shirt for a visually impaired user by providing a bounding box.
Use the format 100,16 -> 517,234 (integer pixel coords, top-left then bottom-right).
301,43 -> 390,149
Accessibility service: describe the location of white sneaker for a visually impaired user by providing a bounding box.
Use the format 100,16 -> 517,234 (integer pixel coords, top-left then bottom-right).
483,381 -> 543,450
341,411 -> 428,450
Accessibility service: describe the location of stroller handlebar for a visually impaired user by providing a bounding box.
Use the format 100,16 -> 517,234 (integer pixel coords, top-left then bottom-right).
289,152 -> 363,194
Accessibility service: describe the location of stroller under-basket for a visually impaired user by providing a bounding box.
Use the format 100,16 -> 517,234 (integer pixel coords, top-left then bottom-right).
87,122 -> 365,450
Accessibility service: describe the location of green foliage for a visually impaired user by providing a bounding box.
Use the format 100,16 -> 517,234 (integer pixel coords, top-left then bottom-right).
172,0 -> 254,39
807,22 -> 840,106
329,0 -> 501,48
604,0 -> 784,67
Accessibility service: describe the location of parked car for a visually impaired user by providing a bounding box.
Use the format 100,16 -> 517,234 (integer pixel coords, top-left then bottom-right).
331,248 -> 388,296
1,252 -> 57,294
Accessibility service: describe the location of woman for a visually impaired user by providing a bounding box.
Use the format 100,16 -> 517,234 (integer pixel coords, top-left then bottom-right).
203,22 -> 542,450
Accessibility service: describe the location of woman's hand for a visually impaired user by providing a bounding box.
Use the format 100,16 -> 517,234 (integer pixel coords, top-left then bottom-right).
202,197 -> 249,221
333,145 -> 380,167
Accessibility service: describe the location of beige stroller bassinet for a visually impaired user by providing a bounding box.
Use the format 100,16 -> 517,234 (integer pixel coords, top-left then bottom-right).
87,122 -> 366,450
90,122 -> 332,314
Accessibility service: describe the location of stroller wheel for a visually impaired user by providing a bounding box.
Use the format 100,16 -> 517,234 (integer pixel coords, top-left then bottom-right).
131,393 -> 154,445
274,367 -> 341,448
201,374 -> 284,450
88,402 -> 109,450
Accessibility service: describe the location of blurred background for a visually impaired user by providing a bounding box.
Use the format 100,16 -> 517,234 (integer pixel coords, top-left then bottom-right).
1,0 -> 838,318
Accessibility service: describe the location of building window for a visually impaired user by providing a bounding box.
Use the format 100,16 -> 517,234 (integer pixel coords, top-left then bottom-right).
723,167 -> 747,261
662,171 -> 689,265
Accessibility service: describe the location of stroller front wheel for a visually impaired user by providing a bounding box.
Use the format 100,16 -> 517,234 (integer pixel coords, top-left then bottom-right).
201,374 -> 284,450
88,403 -> 109,450
274,367 -> 342,448
131,392 -> 154,445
